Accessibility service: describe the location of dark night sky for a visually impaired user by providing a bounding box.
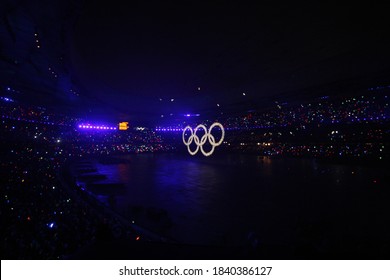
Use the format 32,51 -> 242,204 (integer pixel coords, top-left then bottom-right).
70,1 -> 390,124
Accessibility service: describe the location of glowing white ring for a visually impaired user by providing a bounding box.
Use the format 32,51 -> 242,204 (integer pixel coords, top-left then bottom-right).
182,122 -> 225,156
194,124 -> 208,146
182,126 -> 199,155
208,122 -> 225,146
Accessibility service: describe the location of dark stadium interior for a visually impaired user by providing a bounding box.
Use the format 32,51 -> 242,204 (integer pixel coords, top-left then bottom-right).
1,0 -> 389,259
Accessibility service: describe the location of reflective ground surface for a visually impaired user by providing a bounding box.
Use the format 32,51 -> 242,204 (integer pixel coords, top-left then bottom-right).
82,153 -> 389,257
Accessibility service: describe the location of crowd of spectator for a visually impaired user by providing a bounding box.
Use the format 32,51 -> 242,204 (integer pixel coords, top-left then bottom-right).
0,104 -> 171,259
157,90 -> 389,161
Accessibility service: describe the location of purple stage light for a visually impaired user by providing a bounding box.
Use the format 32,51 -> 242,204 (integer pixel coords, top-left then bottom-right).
78,123 -> 117,130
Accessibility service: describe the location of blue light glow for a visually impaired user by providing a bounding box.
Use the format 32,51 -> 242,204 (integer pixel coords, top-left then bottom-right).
78,124 -> 117,130
0,96 -> 14,102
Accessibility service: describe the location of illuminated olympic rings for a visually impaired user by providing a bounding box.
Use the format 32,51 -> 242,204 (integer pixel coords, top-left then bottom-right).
182,122 -> 225,156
